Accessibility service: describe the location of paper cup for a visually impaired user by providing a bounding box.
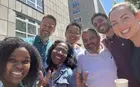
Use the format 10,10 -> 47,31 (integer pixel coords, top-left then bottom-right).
114,79 -> 128,87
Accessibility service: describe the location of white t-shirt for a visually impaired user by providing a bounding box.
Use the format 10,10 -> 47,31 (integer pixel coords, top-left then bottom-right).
77,49 -> 117,87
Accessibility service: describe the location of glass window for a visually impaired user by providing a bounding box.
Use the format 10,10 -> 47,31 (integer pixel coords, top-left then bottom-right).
37,0 -> 42,7
73,17 -> 82,23
16,14 -> 40,38
72,0 -> 80,8
16,20 -> 26,32
28,23 -> 36,34
27,0 -> 35,8
18,0 -> 44,13
72,8 -> 80,15
16,32 -> 26,38
29,0 -> 35,3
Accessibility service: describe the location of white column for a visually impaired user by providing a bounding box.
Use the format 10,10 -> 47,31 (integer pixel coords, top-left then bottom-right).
93,0 -> 99,13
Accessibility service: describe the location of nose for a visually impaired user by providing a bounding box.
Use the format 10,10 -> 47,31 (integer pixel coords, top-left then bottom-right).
15,62 -> 24,70
58,50 -> 63,54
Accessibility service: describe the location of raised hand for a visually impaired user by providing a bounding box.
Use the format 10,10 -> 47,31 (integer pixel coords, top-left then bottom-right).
37,70 -> 52,87
76,71 -> 89,87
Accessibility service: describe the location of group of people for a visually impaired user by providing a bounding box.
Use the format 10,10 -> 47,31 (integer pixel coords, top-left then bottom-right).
0,1 -> 140,87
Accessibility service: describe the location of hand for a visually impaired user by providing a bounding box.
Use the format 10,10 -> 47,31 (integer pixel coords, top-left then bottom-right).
37,70 -> 51,87
76,71 -> 89,87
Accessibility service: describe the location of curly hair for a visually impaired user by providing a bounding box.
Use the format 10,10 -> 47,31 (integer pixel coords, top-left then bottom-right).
46,40 -> 77,71
0,37 -> 41,86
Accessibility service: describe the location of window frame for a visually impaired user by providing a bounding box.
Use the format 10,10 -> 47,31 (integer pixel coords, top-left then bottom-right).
17,0 -> 44,13
16,14 -> 40,38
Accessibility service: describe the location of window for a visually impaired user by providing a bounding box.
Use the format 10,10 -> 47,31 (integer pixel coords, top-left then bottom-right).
18,0 -> 44,13
73,17 -> 82,23
72,8 -> 80,15
72,0 -> 80,8
16,14 -> 40,38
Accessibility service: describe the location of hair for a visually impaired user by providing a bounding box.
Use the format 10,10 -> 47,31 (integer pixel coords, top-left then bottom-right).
42,14 -> 57,25
65,22 -> 82,34
109,2 -> 138,17
0,37 -> 41,86
46,40 -> 77,71
91,13 -> 108,25
82,28 -> 100,37
91,13 -> 112,29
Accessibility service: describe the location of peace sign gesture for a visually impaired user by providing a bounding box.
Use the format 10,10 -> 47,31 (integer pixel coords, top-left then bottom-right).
36,70 -> 51,87
76,71 -> 89,87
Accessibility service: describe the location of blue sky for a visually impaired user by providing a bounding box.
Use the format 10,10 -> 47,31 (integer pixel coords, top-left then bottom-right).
102,0 -> 124,14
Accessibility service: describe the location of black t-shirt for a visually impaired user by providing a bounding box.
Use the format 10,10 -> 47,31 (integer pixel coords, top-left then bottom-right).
131,46 -> 140,82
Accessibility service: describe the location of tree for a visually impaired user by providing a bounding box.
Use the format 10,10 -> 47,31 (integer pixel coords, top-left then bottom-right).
125,0 -> 140,9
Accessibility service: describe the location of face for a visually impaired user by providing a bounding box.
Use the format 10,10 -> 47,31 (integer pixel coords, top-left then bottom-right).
82,30 -> 100,53
40,17 -> 56,39
65,25 -> 81,44
110,5 -> 140,40
4,47 -> 30,85
51,43 -> 68,65
92,16 -> 110,34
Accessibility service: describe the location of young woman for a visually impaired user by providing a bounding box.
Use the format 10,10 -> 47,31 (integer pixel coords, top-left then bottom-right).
109,2 -> 140,83
40,40 -> 77,87
0,37 -> 41,87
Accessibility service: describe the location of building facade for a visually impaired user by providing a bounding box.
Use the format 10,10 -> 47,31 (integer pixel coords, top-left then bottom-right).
68,0 -> 107,29
0,0 -> 70,41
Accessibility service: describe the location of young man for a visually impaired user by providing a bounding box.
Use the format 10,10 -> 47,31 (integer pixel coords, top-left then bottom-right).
77,28 -> 117,87
24,15 -> 56,68
91,13 -> 140,87
65,22 -> 84,57
109,2 -> 140,84
65,22 -> 84,87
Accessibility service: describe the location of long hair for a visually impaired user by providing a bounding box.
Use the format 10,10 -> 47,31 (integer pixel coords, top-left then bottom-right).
0,37 -> 41,86
46,40 -> 77,71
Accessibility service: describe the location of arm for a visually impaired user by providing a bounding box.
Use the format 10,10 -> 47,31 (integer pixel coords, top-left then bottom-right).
76,56 -> 89,87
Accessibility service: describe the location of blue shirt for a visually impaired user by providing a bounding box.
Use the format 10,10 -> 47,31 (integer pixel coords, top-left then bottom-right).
48,64 -> 73,87
24,35 -> 53,67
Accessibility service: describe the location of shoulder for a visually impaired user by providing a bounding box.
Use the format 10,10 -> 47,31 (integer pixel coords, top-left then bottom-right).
47,40 -> 53,45
60,65 -> 73,78
100,49 -> 112,57
64,67 -> 73,76
23,36 -> 36,44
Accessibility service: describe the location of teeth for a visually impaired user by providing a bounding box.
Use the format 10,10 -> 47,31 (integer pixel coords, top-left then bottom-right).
121,29 -> 130,34
71,38 -> 75,40
12,72 -> 22,76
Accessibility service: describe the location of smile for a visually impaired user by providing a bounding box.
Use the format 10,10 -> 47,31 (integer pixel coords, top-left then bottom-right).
121,28 -> 130,34
11,72 -> 23,78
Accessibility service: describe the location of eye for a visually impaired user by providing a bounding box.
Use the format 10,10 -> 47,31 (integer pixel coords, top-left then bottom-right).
22,60 -> 30,64
8,58 -> 16,63
99,19 -> 103,22
123,17 -> 129,20
93,23 -> 97,27
111,22 -> 117,27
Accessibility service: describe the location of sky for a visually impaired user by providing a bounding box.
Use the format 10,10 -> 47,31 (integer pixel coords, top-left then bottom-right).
102,0 -> 124,14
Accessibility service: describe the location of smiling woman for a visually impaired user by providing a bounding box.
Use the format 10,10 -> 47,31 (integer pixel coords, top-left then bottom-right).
39,40 -> 77,87
109,1 -> 140,84
0,37 -> 41,87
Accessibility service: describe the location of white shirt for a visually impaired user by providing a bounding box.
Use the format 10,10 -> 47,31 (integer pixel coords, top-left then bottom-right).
77,49 -> 117,87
